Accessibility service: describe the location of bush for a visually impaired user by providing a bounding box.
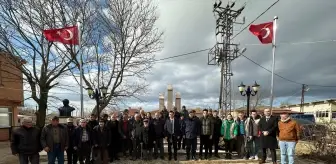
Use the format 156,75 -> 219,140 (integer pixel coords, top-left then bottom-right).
301,122 -> 336,162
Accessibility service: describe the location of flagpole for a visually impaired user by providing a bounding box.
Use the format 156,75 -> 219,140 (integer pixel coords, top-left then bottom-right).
77,21 -> 84,118
270,16 -> 278,114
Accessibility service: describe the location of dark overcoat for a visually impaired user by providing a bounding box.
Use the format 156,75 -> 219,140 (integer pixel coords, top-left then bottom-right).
259,115 -> 279,149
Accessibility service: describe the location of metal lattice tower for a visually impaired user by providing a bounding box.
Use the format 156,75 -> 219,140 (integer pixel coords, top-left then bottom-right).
208,1 -> 245,115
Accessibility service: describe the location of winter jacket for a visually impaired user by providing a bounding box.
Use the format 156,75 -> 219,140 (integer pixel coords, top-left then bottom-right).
73,126 -> 93,148
87,120 -> 98,130
161,109 -> 169,120
152,118 -> 165,138
131,120 -> 143,139
41,124 -> 68,151
212,116 -> 222,136
118,120 -> 132,139
107,120 -> 119,140
199,116 -> 214,136
66,125 -> 76,148
183,116 -> 200,139
221,119 -> 238,140
92,125 -> 111,148
181,109 -> 189,119
245,117 -> 261,137
174,111 -> 181,120
11,126 -> 42,155
141,125 -> 155,149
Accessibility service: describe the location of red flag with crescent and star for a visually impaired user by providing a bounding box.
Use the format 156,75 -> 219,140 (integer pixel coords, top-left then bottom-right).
43,26 -> 79,45
249,22 -> 273,44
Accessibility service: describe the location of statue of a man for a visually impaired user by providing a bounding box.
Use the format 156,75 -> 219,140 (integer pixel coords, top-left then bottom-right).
58,99 -> 75,117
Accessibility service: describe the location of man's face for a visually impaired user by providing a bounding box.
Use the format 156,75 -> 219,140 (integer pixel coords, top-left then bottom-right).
51,120 -> 59,126
90,116 -> 96,121
169,112 -> 174,118
213,112 -> 218,117
227,115 -> 233,120
203,111 -> 208,117
67,122 -> 73,126
135,115 -> 140,121
144,122 -> 148,127
264,109 -> 271,116
111,114 -> 117,121
189,112 -> 194,118
251,112 -> 257,118
238,113 -> 244,120
23,121 -> 33,128
99,121 -> 105,127
280,113 -> 289,120
80,121 -> 87,127
123,114 -> 128,121
155,113 -> 160,119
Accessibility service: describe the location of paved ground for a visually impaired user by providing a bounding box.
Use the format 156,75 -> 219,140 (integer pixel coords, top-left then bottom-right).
0,141 -> 326,164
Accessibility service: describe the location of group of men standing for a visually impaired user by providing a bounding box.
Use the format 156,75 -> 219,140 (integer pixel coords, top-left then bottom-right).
10,106 -> 300,164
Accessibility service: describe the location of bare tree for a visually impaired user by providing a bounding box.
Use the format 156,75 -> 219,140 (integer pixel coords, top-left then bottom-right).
251,89 -> 267,109
0,0 -> 96,128
69,0 -> 163,114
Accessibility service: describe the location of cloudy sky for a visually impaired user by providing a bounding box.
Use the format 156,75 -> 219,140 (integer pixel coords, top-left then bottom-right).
23,0 -> 336,113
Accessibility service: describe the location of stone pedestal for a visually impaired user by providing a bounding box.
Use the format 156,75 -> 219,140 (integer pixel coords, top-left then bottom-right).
175,92 -> 181,112
167,84 -> 173,111
159,93 -> 165,110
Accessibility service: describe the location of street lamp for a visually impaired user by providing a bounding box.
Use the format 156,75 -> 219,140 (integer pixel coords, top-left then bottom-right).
238,81 -> 260,117
87,86 -> 108,121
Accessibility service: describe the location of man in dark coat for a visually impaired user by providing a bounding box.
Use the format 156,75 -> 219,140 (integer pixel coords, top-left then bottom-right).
141,119 -> 155,160
118,113 -> 132,157
182,110 -> 200,161
173,106 -> 181,120
181,105 -> 189,119
41,116 -> 68,164
164,111 -> 181,161
87,114 -> 98,130
160,106 -> 169,120
259,108 -> 279,164
199,109 -> 214,160
92,119 -> 111,164
212,110 -> 222,158
11,118 -> 41,164
152,112 -> 165,160
74,119 -> 92,164
178,115 -> 186,150
107,113 -> 120,162
66,118 -> 78,164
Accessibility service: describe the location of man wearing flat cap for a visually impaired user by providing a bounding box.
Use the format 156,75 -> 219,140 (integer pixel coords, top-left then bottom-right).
11,118 -> 41,164
74,119 -> 92,164
66,118 -> 77,164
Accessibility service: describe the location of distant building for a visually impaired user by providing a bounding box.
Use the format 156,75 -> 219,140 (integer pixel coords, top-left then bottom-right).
281,99 -> 336,123
0,51 -> 24,141
232,106 -> 303,118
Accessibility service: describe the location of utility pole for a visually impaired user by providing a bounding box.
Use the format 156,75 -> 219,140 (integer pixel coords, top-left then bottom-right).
208,1 -> 245,115
300,84 -> 307,112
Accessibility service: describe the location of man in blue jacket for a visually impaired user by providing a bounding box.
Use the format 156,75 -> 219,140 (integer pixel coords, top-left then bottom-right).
183,110 -> 201,161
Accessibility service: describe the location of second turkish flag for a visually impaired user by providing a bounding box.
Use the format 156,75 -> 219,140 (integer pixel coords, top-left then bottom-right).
43,26 -> 79,45
249,22 -> 273,44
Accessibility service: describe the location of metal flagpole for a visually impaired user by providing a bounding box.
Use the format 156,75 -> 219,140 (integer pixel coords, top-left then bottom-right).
77,22 -> 84,118
270,16 -> 278,114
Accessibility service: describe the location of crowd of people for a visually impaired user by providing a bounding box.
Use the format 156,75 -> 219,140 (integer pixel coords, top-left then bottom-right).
10,105 -> 301,164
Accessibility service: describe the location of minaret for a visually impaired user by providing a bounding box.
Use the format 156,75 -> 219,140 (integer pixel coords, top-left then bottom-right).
175,92 -> 181,112
159,93 -> 165,110
167,84 -> 173,111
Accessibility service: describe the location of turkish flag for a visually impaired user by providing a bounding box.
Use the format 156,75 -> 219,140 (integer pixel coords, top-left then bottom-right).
249,22 -> 273,44
43,26 -> 79,45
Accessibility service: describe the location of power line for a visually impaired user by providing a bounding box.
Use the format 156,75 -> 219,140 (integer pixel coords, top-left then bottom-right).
231,0 -> 280,40
241,54 -> 336,87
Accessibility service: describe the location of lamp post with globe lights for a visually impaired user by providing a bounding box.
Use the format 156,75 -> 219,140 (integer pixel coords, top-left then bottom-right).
87,86 -> 108,121
238,81 -> 260,117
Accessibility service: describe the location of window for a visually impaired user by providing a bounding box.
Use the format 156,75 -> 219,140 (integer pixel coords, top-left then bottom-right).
0,107 -> 12,128
332,112 -> 336,119
316,111 -> 329,118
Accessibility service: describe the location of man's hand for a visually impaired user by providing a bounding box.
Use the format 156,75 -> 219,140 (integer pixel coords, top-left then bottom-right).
249,136 -> 253,140
153,141 -> 156,144
209,135 -> 212,140
263,131 -> 269,136
44,147 -> 50,152
177,136 -> 180,140
73,146 -> 77,150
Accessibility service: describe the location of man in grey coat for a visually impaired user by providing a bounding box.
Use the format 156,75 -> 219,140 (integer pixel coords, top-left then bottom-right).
41,116 -> 68,164
199,109 -> 214,160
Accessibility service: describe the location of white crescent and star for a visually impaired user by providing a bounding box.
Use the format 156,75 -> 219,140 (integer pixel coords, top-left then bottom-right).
260,27 -> 271,39
56,29 -> 74,40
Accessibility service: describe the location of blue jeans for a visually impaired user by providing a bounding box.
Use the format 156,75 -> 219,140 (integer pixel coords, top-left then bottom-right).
279,141 -> 296,164
246,136 -> 260,157
47,144 -> 65,164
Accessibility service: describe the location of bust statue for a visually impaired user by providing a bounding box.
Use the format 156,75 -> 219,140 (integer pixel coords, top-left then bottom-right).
58,99 -> 75,117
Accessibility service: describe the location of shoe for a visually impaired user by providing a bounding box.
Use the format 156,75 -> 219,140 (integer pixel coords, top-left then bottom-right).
174,156 -> 177,161
168,156 -> 172,161
254,156 -> 259,160
192,156 -> 197,160
199,155 -> 202,160
204,155 -> 208,160
215,154 -> 220,158
249,156 -> 254,160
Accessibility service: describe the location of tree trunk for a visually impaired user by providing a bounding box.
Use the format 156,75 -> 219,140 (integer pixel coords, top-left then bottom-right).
36,91 -> 49,128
